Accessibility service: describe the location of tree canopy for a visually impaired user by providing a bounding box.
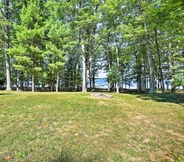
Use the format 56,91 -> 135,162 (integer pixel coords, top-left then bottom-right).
0,0 -> 183,93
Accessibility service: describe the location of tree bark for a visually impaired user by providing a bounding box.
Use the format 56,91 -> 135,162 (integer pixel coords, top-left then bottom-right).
5,48 -> 11,90
168,43 -> 175,92
82,44 -> 87,92
75,61 -> 79,91
142,42 -> 147,93
16,71 -> 20,91
89,54 -> 92,89
107,33 -> 112,92
32,73 -> 35,92
154,28 -> 165,93
56,72 -> 59,92
116,44 -> 120,93
144,22 -> 155,93
3,0 -> 11,90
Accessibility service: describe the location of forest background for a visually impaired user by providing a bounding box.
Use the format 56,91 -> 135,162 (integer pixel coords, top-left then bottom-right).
0,0 -> 184,93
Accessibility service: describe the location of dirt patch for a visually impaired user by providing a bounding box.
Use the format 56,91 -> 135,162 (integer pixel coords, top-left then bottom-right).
166,130 -> 184,141
90,93 -> 113,99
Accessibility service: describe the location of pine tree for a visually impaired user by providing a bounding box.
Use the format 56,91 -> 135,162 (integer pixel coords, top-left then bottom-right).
0,0 -> 12,90
9,0 -> 45,92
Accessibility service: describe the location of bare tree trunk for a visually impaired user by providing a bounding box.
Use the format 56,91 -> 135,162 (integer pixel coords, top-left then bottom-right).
75,62 -> 79,91
154,28 -> 165,93
116,44 -> 120,93
92,73 -> 95,89
144,22 -> 155,94
107,33 -> 112,92
16,71 -> 20,91
51,80 -> 54,92
32,74 -> 35,92
168,43 -> 175,92
141,44 -> 147,93
108,61 -> 111,91
82,44 -> 87,92
3,0 -> 11,90
89,54 -> 92,89
134,52 -> 142,92
5,51 -> 11,90
56,72 -> 59,92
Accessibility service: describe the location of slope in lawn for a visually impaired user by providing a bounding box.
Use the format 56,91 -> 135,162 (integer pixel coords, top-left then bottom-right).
0,92 -> 183,162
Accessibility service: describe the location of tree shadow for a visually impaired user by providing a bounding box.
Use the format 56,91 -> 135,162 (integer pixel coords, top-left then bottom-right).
50,156 -> 95,162
50,154 -> 98,162
49,154 -> 75,162
135,93 -> 184,106
49,150 -> 100,162
0,93 -> 13,96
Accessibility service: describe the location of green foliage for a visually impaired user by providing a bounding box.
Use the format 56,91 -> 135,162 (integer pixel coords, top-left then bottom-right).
173,73 -> 184,86
107,64 -> 120,84
0,0 -> 183,91
9,0 -> 45,80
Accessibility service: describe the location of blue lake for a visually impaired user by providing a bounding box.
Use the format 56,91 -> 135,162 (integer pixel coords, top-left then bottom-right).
88,78 -> 137,89
88,78 -> 176,90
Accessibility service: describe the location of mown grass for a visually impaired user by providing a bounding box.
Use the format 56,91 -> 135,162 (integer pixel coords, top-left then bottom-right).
0,91 -> 184,162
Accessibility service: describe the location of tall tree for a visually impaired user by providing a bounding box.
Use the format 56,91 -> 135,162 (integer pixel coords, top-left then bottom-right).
1,0 -> 183,92
9,0 -> 45,92
74,0 -> 100,92
44,1 -> 69,91
0,0 -> 12,90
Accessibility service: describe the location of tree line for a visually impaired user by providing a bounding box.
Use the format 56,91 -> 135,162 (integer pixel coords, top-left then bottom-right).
0,0 -> 183,93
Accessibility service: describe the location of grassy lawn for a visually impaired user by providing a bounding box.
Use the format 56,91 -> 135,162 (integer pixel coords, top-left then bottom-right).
0,91 -> 184,162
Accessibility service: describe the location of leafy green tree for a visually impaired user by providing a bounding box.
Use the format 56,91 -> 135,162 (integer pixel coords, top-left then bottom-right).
1,0 -> 183,93
9,0 -> 45,92
73,0 -> 100,92
0,0 -> 23,90
0,0 -> 12,90
44,22 -> 68,92
0,44 -> 5,88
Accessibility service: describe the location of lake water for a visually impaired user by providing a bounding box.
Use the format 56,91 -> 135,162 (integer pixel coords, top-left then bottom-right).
89,78 -> 137,89
90,78 -> 179,90
95,78 -> 108,88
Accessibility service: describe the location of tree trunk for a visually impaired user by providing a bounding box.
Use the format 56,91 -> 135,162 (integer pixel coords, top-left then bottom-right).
82,44 -> 87,92
116,45 -> 120,93
5,51 -> 11,90
32,73 -> 35,92
135,52 -> 142,92
154,28 -> 165,93
75,61 -> 79,91
141,44 -> 147,93
107,33 -> 112,92
108,59 -> 111,92
92,73 -> 95,89
56,72 -> 59,92
51,80 -> 54,92
16,71 -> 20,91
3,0 -> 11,90
168,43 -> 175,92
144,22 -> 155,94
89,54 -> 92,89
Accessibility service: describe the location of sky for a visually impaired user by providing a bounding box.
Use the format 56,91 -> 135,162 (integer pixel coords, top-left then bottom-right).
97,70 -> 107,78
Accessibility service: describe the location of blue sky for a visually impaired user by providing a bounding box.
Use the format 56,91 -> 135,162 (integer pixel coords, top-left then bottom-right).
98,70 -> 107,78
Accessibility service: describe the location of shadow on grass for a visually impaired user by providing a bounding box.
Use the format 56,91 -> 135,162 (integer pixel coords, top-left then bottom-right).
51,157 -> 96,162
49,149 -> 101,162
50,154 -> 99,162
0,93 -> 13,96
135,93 -> 184,106
49,154 -> 74,162
47,147 -> 102,162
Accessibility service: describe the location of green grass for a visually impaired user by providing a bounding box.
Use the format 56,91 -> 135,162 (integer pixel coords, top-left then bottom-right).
0,91 -> 184,162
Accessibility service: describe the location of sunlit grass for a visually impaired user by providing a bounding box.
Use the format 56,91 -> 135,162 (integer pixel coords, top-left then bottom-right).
0,91 -> 184,162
